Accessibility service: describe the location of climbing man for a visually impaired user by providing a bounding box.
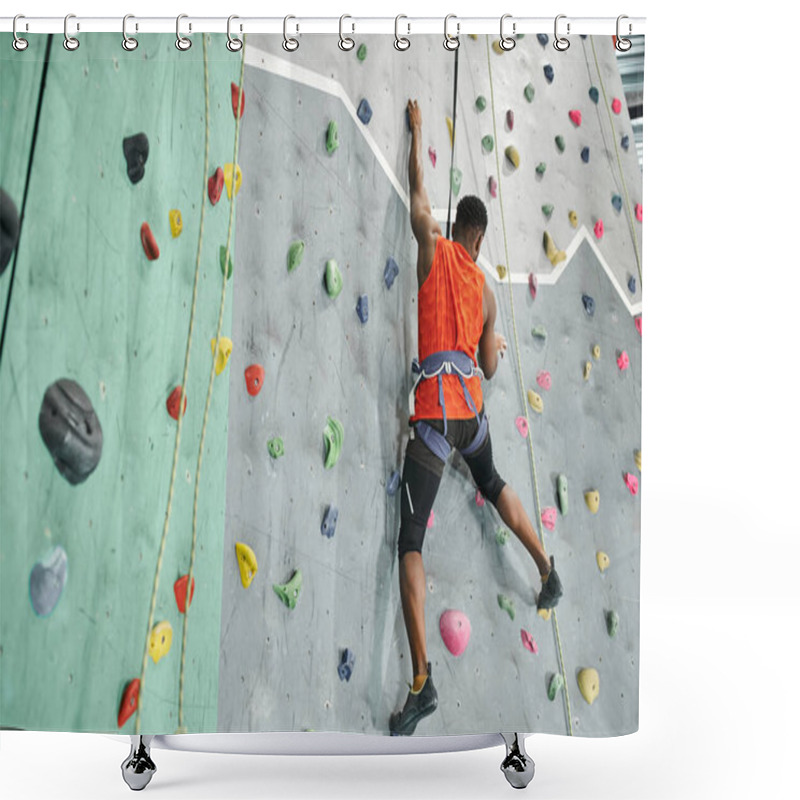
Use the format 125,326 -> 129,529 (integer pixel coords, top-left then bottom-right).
389,100 -> 563,736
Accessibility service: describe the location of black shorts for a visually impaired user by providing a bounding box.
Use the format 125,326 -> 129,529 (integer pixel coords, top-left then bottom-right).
397,413 -> 506,559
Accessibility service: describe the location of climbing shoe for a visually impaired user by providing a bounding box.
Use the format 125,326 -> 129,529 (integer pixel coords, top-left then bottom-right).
537,556 -> 563,610
389,662 -> 438,736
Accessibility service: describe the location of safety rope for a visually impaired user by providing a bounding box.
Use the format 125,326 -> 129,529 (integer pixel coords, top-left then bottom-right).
177,34 -> 247,730
445,45 -> 459,239
485,36 -> 573,736
588,36 -> 642,285
135,33 -> 213,735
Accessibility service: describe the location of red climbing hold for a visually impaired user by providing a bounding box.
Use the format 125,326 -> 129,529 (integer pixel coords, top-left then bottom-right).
594,219 -> 604,239
611,97 -> 622,114
245,364 -> 265,397
489,176 -> 498,198
506,109 -> 514,131
635,315 -> 642,336
174,575 -> 195,613
231,82 -> 245,119
528,272 -> 537,300
428,146 -> 437,167
208,167 -> 224,205
569,109 -> 582,127
617,350 -> 630,371
166,386 -> 187,420
140,222 -> 159,261
117,679 -> 140,728
475,489 -> 485,507
635,203 -> 643,222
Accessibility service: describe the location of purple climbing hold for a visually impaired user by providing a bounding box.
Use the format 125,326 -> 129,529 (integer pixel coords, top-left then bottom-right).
356,294 -> 369,324
528,272 -> 538,300
543,64 -> 554,83
506,109 -> 514,131
628,275 -> 636,294
321,505 -> 338,538
621,135 -> 630,151
582,294 -> 595,316
489,176 -> 498,198
384,256 -> 399,289
536,33 -> 549,47
29,546 -> 68,617
338,648 -> 356,681
612,194 -> 623,212
581,146 -> 590,163
0,188 -> 21,276
357,98 -> 373,125
387,470 -> 401,496
122,133 -> 149,184
405,107 -> 411,132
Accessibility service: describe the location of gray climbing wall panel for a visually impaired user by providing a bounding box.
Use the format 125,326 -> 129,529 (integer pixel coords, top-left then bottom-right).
218,34 -> 641,737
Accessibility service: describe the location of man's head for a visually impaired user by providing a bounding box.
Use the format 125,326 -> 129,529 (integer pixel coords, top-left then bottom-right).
452,195 -> 488,262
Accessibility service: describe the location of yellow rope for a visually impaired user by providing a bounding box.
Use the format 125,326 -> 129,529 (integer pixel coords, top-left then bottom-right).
135,33 -> 213,735
588,36 -> 642,285
485,35 -> 573,736
178,33 -> 247,730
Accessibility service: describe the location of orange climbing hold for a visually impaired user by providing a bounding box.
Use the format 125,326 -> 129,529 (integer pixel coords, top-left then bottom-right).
166,386 -> 187,420
174,575 -> 195,613
231,82 -> 245,119
117,679 -> 140,728
140,222 -> 159,261
245,364 -> 265,396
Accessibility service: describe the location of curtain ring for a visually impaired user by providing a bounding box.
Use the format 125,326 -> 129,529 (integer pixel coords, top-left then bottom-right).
283,15 -> 299,52
12,15 -> 29,51
63,14 -> 80,51
615,15 -> 632,52
122,14 -> 138,51
227,15 -> 243,52
553,14 -> 570,51
175,14 -> 192,50
338,15 -> 355,51
394,15 -> 410,51
499,14 -> 516,51
443,14 -> 459,51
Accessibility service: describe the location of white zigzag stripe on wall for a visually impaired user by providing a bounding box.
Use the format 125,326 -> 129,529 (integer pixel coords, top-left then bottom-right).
245,45 -> 642,318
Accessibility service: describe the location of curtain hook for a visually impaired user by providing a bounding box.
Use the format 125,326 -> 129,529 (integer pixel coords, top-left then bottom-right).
12,15 -> 29,51
554,14 -> 570,51
444,14 -> 460,51
499,14 -> 516,50
339,15 -> 355,51
394,15 -> 410,51
615,15 -> 632,52
122,14 -> 139,51
227,15 -> 243,52
63,13 -> 80,51
283,15 -> 299,52
175,14 -> 192,50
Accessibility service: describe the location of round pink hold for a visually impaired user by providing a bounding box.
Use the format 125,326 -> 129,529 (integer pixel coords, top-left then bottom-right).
569,109 -> 582,127
635,316 -> 642,336
536,370 -> 552,391
624,472 -> 639,496
594,219 -> 604,239
489,176 -> 498,198
428,147 -> 437,167
427,510 -> 435,528
611,97 -> 622,114
515,416 -> 529,438
520,629 -> 538,654
541,507 -> 557,531
617,350 -> 630,371
528,272 -> 538,300
635,202 -> 643,222
475,489 -> 485,507
440,609 -> 471,657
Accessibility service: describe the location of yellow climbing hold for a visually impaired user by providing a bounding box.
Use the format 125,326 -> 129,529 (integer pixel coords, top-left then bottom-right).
492,39 -> 504,54
235,542 -> 258,588
211,337 -> 233,375
468,33 -> 478,40
584,490 -> 600,514
569,210 -> 578,228
596,551 -> 610,572
496,264 -> 507,280
169,209 -> 183,238
543,231 -> 566,267
592,344 -> 601,360
148,621 -> 173,664
537,608 -> 552,621
578,668 -> 600,705
634,450 -> 641,471
224,163 -> 242,199
446,117 -> 454,149
527,389 -> 543,414
505,146 -> 520,169
583,361 -> 592,380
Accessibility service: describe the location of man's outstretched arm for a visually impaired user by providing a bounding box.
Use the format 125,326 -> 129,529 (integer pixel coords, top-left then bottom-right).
407,99 -> 442,287
477,283 -> 508,380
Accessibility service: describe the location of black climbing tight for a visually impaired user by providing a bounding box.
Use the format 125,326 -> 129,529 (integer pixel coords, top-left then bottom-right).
397,415 -> 507,559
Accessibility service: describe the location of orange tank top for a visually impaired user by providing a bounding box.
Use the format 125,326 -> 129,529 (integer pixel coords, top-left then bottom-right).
411,236 -> 485,422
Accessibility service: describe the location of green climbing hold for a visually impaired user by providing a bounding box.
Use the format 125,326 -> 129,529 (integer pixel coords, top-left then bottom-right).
531,324 -> 547,341
450,167 -> 462,196
481,135 -> 494,153
287,240 -> 304,273
555,135 -> 565,153
219,246 -> 233,280
606,610 -> 619,637
536,162 -> 547,175
523,83 -> 535,102
325,259 -> 343,299
273,569 -> 303,610
542,203 -> 554,218
268,437 -> 284,459
357,43 -> 367,61
497,594 -> 515,620
548,673 -> 565,701
476,95 -> 487,112
326,121 -> 339,155
323,416 -> 344,469
557,474 -> 568,515
496,528 -> 510,546
589,86 -> 599,104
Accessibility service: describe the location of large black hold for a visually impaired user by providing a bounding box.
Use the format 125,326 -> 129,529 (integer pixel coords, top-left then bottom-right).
0,187 -> 20,276
122,132 -> 149,184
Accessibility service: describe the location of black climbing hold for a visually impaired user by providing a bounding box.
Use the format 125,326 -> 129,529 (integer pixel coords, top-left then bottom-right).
387,470 -> 401,496
621,135 -> 630,151
543,64 -> 554,83
536,33 -> 549,47
612,194 -> 623,212
338,648 -> 355,682
384,256 -> 399,289
122,133 -> 149,185
581,146 -> 590,163
628,275 -> 636,294
356,294 -> 369,324
582,294 -> 595,317
321,505 -> 338,538
0,187 -> 20,276
39,378 -> 103,484
589,86 -> 599,104
357,98 -> 373,125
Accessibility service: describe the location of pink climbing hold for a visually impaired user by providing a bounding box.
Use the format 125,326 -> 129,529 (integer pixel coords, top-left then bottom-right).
521,629 -> 538,654
635,203 -> 643,222
506,109 -> 514,131
611,97 -> 622,114
541,507 -> 557,531
634,315 -> 642,336
428,146 -> 437,167
489,176 -> 498,198
440,609 -> 471,657
475,489 -> 485,507
515,416 -> 529,438
536,370 -> 551,391
624,472 -> 639,495
617,350 -> 630,371
569,109 -> 582,127
528,272 -> 537,300
427,510 -> 435,528
594,219 -> 604,239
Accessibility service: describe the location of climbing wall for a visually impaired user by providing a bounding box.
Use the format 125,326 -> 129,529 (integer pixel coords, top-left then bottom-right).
217,34 -> 642,737
0,33 -> 245,733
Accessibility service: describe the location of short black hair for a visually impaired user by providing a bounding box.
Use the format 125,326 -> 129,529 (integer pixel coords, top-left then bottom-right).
454,195 -> 488,235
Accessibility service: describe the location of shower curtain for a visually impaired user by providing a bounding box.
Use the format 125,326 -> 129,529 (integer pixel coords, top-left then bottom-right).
0,29 -> 643,739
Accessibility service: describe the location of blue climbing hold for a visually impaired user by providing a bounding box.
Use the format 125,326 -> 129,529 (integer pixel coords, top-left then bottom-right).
543,64 -> 554,83
537,33 -> 549,47
621,135 -> 630,151
356,294 -> 369,324
405,107 -> 411,132
384,256 -> 399,289
612,194 -> 623,212
321,505 -> 339,538
581,146 -> 590,163
338,648 -> 356,682
357,98 -> 373,125
387,470 -> 401,496
582,294 -> 595,316
628,275 -> 636,294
